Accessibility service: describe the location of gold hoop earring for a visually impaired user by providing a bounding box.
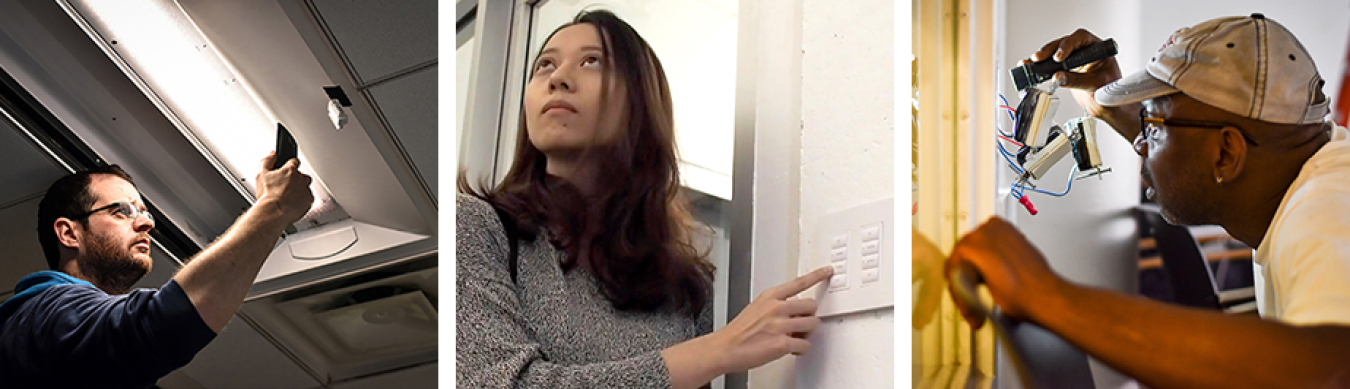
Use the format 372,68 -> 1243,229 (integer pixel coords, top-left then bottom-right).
1216,176 -> 1224,185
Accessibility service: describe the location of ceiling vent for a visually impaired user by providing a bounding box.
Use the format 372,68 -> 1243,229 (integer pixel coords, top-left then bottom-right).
249,263 -> 437,382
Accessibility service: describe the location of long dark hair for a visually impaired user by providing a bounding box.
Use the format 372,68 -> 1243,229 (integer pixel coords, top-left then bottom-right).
461,10 -> 714,316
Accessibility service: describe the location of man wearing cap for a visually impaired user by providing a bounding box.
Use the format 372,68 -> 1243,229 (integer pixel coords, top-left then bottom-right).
948,14 -> 1350,388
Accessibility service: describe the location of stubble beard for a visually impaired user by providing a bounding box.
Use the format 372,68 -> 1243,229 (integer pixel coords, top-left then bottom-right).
79,231 -> 150,295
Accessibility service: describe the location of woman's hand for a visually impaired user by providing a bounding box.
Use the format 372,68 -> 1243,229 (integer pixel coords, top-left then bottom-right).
662,266 -> 833,389
708,266 -> 833,371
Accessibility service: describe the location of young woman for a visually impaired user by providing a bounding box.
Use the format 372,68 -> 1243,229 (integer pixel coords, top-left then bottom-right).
457,10 -> 833,389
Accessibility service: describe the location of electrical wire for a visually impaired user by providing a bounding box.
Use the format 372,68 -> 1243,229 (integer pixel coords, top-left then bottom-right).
997,94 -> 1020,138
998,94 -> 1017,123
998,142 -> 1024,174
995,94 -> 1025,174
999,93 -> 1075,197
1017,164 -> 1076,197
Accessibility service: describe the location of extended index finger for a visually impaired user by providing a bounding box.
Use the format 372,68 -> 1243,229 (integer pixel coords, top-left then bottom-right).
767,266 -> 834,300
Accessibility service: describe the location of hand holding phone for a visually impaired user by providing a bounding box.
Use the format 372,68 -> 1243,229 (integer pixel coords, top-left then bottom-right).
273,123 -> 297,171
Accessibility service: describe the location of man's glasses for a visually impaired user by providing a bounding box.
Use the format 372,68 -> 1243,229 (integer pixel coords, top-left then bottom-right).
72,202 -> 154,223
1139,108 -> 1259,146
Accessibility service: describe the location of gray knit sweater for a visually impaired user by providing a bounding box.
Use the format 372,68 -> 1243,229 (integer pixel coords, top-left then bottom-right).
456,194 -> 714,388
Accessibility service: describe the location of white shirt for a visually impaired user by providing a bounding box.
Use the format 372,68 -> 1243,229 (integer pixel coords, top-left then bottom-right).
1253,124 -> 1350,325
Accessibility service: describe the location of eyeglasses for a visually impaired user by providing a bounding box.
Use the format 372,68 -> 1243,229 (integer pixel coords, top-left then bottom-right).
1139,109 -> 1259,146
72,202 -> 154,224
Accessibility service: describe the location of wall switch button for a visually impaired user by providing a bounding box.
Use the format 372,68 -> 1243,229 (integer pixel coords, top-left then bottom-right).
831,261 -> 847,275
861,223 -> 882,241
830,247 -> 848,262
829,274 -> 848,291
860,240 -> 880,255
861,253 -> 879,269
830,233 -> 849,249
861,268 -> 879,283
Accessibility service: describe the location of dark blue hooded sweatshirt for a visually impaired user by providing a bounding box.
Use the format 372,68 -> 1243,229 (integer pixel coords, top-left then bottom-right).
0,271 -> 216,388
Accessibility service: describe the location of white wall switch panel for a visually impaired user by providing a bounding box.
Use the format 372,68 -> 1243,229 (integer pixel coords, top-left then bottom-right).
809,198 -> 894,317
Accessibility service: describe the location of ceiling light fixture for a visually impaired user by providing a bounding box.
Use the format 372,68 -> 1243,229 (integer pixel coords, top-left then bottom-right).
59,0 -> 346,227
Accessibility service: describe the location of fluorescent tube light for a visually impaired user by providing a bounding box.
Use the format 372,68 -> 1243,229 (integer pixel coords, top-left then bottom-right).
62,0 -> 345,226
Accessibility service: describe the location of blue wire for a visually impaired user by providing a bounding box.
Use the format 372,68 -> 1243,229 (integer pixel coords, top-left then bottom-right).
997,94 -> 1018,138
995,95 -> 1024,173
1022,165 -> 1076,197
998,94 -> 1017,123
998,94 -> 1034,201
997,142 -> 1024,174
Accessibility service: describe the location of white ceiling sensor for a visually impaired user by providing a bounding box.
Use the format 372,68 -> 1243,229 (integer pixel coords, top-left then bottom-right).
324,86 -> 352,131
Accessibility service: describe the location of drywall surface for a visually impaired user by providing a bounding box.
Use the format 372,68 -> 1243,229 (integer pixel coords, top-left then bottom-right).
786,0 -> 896,387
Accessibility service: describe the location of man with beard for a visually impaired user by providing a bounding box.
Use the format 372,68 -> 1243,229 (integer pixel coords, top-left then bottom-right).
0,153 -> 312,388
948,14 -> 1350,388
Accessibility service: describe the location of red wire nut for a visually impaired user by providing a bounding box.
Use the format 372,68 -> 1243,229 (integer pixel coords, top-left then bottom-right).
1018,195 -> 1038,215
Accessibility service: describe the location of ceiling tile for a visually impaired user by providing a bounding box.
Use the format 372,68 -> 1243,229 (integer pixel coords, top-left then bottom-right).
311,0 -> 437,84
180,318 -> 321,388
330,362 -> 436,389
367,66 -> 436,198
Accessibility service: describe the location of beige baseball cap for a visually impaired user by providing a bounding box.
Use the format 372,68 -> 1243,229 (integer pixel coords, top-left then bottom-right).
1095,14 -> 1329,125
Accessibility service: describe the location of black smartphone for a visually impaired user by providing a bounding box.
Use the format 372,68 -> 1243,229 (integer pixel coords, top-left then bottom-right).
272,123 -> 297,171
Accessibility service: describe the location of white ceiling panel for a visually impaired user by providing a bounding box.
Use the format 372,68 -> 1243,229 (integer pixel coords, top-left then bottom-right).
154,370 -> 205,389
177,316 -> 322,389
366,65 -> 437,198
310,0 -> 437,83
330,362 -> 436,389
178,0 -> 431,234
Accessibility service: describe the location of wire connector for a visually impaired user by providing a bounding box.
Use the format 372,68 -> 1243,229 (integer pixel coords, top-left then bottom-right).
1018,195 -> 1039,215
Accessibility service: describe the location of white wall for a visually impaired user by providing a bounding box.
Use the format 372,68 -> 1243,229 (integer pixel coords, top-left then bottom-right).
456,37 -> 474,166
997,1 -> 1350,388
788,0 -> 896,387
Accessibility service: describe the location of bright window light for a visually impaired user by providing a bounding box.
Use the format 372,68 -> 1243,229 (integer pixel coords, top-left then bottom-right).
64,0 -> 343,226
